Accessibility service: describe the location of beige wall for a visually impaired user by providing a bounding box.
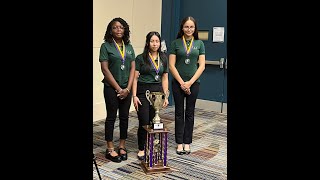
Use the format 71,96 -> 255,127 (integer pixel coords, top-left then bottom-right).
93,0 -> 162,121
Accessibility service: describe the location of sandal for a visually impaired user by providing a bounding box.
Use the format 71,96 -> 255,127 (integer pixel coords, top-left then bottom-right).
137,150 -> 145,160
105,148 -> 122,163
184,145 -> 191,155
176,144 -> 185,155
118,147 -> 128,161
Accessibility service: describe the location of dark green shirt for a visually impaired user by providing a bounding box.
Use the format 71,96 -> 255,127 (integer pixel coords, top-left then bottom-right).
99,42 -> 135,87
135,53 -> 168,84
169,38 -> 205,83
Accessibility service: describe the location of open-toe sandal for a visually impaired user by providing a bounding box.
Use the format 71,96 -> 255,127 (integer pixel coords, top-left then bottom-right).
105,149 -> 122,163
118,147 -> 128,161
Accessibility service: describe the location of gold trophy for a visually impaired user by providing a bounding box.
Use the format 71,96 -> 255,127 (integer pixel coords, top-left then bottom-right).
146,90 -> 165,130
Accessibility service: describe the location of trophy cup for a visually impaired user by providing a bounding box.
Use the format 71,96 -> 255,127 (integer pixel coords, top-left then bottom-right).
145,90 -> 165,130
141,90 -> 172,174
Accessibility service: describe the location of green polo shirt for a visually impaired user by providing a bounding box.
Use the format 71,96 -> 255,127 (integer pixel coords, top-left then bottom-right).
99,41 -> 135,87
169,38 -> 205,83
135,53 -> 168,84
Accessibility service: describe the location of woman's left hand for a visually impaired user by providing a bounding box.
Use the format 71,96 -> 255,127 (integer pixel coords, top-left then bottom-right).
181,81 -> 191,95
162,99 -> 169,108
117,89 -> 129,99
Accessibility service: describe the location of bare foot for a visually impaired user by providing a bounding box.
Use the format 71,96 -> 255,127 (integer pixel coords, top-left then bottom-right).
108,148 -> 119,156
184,144 -> 190,151
137,150 -> 144,156
177,144 -> 183,151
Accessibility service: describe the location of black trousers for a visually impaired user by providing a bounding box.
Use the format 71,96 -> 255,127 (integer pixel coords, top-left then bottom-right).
136,82 -> 163,151
172,79 -> 200,144
104,84 -> 132,142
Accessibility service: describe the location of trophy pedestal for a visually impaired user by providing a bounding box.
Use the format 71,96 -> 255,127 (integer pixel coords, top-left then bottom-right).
141,125 -> 173,174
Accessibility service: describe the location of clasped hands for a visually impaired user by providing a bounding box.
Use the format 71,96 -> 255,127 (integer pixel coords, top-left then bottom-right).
181,81 -> 191,95
116,88 -> 129,100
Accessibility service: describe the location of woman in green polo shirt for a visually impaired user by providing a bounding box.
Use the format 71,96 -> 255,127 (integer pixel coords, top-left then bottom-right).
132,31 -> 169,160
99,17 -> 135,163
169,16 -> 206,155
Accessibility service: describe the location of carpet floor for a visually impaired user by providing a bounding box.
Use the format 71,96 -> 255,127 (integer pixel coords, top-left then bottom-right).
93,106 -> 227,180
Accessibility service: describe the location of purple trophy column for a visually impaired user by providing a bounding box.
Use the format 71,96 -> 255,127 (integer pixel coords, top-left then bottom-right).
149,133 -> 154,167
160,133 -> 163,160
163,132 -> 168,166
144,143 -> 146,162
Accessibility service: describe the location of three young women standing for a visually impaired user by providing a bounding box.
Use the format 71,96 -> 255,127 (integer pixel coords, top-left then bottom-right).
99,16 -> 205,162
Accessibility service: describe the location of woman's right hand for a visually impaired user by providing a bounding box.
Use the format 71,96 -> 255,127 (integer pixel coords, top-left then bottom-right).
133,96 -> 142,111
162,98 -> 169,108
122,89 -> 130,98
180,82 -> 191,95
117,89 -> 129,99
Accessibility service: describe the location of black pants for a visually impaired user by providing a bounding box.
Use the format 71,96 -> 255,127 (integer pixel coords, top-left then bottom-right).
172,79 -> 200,144
104,84 -> 132,142
136,82 -> 162,151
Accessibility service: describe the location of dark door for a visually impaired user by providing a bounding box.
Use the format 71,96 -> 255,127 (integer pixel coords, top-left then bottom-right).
161,0 -> 227,112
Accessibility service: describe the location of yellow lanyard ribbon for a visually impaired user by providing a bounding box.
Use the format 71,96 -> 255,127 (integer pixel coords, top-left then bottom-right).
112,38 -> 126,61
148,52 -> 160,73
182,36 -> 194,56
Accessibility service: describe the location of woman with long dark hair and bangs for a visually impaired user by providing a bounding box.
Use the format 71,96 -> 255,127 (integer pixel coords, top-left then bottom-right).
99,17 -> 135,163
169,16 -> 206,155
132,31 -> 169,160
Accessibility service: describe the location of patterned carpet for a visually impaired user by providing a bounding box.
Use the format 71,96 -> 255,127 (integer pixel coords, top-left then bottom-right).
93,106 -> 227,180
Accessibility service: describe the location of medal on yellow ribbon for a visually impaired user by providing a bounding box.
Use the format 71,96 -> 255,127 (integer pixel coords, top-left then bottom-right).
182,36 -> 194,65
112,38 -> 126,70
148,52 -> 160,81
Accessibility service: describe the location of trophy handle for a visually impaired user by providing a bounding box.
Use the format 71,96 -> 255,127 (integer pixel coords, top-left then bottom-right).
145,90 -> 152,105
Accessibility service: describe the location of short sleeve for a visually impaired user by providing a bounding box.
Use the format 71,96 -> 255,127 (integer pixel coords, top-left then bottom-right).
135,54 -> 142,71
169,40 -> 177,55
199,40 -> 205,55
132,47 -> 135,61
129,44 -> 136,61
99,43 -> 108,62
163,55 -> 169,73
